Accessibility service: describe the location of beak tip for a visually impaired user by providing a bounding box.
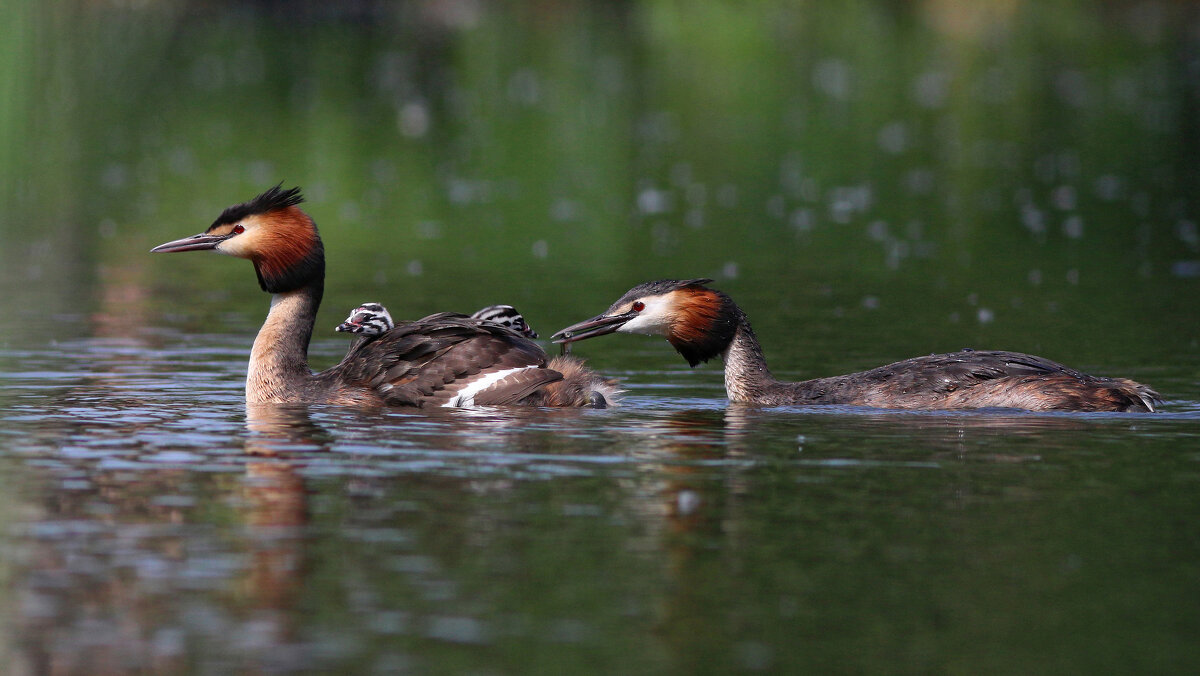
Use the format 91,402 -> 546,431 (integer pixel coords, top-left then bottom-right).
149,233 -> 226,254
551,312 -> 632,345
550,329 -> 577,344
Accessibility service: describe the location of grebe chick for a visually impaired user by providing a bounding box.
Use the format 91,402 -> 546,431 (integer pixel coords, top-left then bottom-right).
335,301 -> 620,408
335,302 -> 394,351
470,305 -> 539,339
336,303 -> 533,342
553,279 -> 1160,412
151,185 -> 609,409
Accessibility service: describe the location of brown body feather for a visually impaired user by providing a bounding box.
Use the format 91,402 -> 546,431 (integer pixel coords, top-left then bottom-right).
752,350 -> 1160,411
309,313 -> 563,408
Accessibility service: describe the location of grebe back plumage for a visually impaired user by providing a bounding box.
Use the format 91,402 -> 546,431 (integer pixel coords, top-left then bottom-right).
151,185 -> 610,409
553,279 -> 1160,412
336,302 -> 621,408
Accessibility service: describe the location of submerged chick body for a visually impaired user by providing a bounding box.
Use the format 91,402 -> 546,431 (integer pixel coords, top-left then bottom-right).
553,279 -> 1160,412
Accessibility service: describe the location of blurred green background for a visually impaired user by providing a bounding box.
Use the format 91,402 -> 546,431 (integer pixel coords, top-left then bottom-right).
1,0 -> 1197,380
1,4 -> 1199,673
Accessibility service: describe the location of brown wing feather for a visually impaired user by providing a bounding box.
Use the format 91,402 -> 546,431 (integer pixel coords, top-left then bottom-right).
786,350 -> 1160,411
315,313 -> 557,408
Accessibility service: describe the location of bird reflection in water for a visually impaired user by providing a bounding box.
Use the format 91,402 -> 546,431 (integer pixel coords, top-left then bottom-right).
239,404 -> 328,632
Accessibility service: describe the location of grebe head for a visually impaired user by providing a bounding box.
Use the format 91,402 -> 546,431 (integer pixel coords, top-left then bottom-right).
150,184 -> 325,294
552,278 -> 739,366
471,305 -> 538,339
336,302 -> 394,336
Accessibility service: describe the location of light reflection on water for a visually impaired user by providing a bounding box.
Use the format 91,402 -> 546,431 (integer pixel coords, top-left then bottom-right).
2,333 -> 1199,672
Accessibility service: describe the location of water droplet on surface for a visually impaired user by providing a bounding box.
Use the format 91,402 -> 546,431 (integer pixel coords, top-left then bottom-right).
913,70 -> 948,108
877,121 -> 908,154
426,616 -> 488,644
415,221 -> 441,239
399,101 -> 429,138
507,69 -> 541,106
1052,185 -> 1077,211
736,640 -> 775,670
1063,215 -> 1084,239
550,199 -> 579,222
813,59 -> 852,100
636,188 -> 671,215
790,209 -> 814,232
676,490 -> 701,515
1176,220 -> 1199,248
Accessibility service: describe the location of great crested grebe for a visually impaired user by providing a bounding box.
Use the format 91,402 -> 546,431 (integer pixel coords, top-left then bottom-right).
151,185 -> 614,408
553,278 -> 1160,412
335,302 -> 620,408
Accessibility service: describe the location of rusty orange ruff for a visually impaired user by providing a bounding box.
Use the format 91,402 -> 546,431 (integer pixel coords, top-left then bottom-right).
668,288 -> 721,346
255,207 -> 318,281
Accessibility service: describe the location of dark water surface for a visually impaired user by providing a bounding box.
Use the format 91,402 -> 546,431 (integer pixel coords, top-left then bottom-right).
2,323 -> 1198,673
2,1 -> 1200,673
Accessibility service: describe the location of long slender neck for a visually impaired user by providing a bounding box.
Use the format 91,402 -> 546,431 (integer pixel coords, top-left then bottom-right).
246,280 -> 323,404
720,308 -> 779,404
718,306 -> 851,406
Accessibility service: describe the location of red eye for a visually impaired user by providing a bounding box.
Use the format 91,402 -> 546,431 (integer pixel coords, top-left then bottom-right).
232,224 -> 245,234
632,301 -> 645,312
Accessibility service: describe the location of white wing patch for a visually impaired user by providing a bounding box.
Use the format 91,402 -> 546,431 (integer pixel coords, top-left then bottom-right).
445,366 -> 540,408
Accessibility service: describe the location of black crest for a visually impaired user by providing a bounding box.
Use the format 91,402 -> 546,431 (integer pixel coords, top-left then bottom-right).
608,278 -> 714,313
209,184 -> 305,231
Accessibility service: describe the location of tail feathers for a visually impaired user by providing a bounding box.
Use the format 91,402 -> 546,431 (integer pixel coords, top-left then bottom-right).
924,374 -> 1162,412
1112,379 -> 1161,413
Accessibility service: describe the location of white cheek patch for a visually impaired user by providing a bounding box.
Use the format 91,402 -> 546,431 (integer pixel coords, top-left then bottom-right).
214,215 -> 266,258
616,296 -> 673,336
216,232 -> 253,258
213,240 -> 238,257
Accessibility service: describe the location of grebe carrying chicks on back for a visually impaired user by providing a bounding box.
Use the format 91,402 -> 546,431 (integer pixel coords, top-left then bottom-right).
334,302 -> 616,408
553,279 -> 1160,412
151,185 -> 617,409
